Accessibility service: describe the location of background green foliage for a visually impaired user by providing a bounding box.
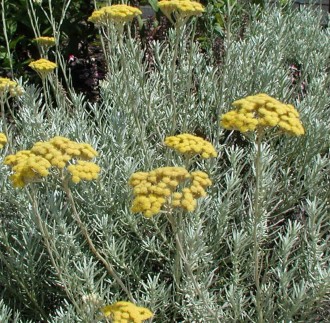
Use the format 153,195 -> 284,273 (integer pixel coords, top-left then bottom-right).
0,1 -> 330,322
0,0 -> 94,76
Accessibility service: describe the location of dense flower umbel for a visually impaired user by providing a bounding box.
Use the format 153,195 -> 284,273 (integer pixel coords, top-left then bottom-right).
0,133 -> 7,149
0,77 -> 23,97
158,0 -> 205,22
165,133 -> 217,158
129,167 -> 211,217
31,136 -> 98,168
220,93 -> 305,136
101,301 -> 153,323
4,136 -> 100,187
88,5 -> 142,27
4,151 -> 52,188
29,58 -> 57,77
33,36 -> 56,49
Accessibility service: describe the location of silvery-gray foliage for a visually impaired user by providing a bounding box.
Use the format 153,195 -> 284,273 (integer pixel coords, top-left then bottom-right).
0,2 -> 329,322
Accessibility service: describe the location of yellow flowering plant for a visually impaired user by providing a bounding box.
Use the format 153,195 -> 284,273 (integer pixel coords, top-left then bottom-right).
220,93 -> 305,321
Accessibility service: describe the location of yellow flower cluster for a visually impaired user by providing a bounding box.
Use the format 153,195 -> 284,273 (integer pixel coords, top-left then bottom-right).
4,150 -> 51,188
220,93 -> 305,136
31,136 -> 98,168
0,77 -> 23,97
158,0 -> 205,22
165,133 -> 217,158
67,160 -> 100,183
88,5 -> 142,26
4,136 -> 100,187
34,36 -> 56,49
29,58 -> 57,77
129,166 -> 211,217
101,301 -> 153,323
0,133 -> 7,149
171,170 -> 212,211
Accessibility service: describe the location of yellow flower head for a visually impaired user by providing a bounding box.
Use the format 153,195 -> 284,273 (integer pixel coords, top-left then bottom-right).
101,301 -> 153,323
158,0 -> 205,23
220,93 -> 305,136
165,133 -> 217,158
33,36 -> 56,50
4,151 -> 51,187
129,166 -> 211,217
30,136 -> 98,169
4,136 -> 100,187
88,5 -> 142,27
0,77 -> 23,97
67,160 -> 100,184
0,133 -> 7,149
29,58 -> 57,77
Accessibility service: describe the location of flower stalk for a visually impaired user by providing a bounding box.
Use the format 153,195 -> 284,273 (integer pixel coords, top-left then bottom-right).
61,178 -> 135,303
252,127 -> 264,323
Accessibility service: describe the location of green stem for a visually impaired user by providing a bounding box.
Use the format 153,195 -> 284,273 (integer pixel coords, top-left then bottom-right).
252,127 -> 264,323
169,22 -> 183,136
62,179 -> 134,303
215,0 -> 234,144
182,20 -> 197,133
1,95 -> 9,144
1,0 -> 13,76
167,211 -> 221,322
41,76 -> 51,111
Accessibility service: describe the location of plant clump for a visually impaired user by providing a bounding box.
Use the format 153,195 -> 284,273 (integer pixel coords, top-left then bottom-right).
220,93 -> 305,135
164,133 -> 217,158
129,166 -> 211,217
101,301 -> 153,323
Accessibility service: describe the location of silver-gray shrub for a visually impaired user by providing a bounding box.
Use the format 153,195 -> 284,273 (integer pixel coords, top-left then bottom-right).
0,3 -> 329,322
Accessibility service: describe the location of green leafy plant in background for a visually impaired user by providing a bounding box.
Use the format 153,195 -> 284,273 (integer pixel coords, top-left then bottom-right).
0,1 -> 329,322
0,0 -> 95,77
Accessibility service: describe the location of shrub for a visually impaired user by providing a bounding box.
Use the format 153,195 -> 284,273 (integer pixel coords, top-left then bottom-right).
0,1 -> 329,322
